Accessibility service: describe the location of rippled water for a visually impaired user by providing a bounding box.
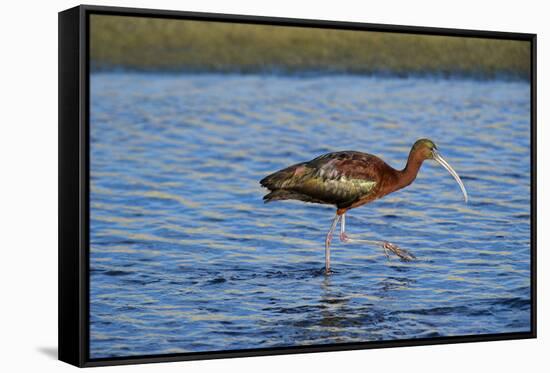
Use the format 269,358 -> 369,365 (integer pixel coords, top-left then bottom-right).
89,73 -> 531,358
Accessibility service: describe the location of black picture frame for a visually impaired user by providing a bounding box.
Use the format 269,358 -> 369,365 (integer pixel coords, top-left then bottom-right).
59,4 -> 537,367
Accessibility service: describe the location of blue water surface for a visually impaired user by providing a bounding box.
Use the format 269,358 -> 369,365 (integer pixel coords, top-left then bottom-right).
89,73 -> 531,358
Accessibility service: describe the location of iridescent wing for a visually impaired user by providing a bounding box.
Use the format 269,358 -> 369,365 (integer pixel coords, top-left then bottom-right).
261,151 -> 380,206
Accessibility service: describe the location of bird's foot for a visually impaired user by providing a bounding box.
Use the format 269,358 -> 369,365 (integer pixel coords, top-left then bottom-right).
339,232 -> 351,242
323,267 -> 334,276
380,241 -> 416,261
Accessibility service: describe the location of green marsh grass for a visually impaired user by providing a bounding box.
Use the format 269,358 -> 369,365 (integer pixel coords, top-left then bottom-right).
90,15 -> 530,79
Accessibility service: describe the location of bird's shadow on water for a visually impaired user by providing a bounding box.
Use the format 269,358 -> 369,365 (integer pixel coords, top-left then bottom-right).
36,346 -> 57,360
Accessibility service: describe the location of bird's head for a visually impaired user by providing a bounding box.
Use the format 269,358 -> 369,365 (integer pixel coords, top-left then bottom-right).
412,138 -> 468,203
412,138 -> 438,160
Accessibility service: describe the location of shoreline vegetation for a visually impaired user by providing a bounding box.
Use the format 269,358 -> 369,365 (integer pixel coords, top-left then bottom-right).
90,15 -> 530,80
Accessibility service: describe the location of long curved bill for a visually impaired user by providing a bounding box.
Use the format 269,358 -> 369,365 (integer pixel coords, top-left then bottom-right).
433,150 -> 468,203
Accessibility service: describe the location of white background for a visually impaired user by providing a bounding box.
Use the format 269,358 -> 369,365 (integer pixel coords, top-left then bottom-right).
0,0 -> 546,371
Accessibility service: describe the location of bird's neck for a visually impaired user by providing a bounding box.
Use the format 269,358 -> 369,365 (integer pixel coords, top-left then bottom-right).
395,151 -> 424,191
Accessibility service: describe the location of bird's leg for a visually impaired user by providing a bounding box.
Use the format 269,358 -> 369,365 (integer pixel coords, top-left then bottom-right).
339,213 -> 351,242
353,239 -> 416,261
337,216 -> 415,261
325,214 -> 341,274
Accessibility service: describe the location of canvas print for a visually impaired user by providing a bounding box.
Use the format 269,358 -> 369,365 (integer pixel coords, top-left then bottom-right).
89,14 -> 532,358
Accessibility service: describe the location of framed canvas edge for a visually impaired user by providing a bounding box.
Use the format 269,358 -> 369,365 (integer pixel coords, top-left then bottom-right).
59,5 -> 86,367
58,4 -> 538,368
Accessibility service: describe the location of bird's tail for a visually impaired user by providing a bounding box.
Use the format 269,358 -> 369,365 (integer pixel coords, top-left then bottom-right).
260,162 -> 307,190
262,190 -> 289,203
262,189 -> 324,204
261,163 -> 318,204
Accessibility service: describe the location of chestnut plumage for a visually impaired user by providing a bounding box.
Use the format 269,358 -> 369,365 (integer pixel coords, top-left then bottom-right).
260,138 -> 468,274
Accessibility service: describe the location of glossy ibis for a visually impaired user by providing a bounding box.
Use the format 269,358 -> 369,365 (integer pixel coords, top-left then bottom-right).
260,139 -> 468,274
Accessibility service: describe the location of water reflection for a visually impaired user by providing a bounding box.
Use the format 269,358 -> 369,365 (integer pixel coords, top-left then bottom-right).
319,276 -> 351,332
89,73 -> 531,358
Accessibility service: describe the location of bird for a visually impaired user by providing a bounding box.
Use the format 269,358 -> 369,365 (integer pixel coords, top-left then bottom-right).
260,138 -> 468,274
